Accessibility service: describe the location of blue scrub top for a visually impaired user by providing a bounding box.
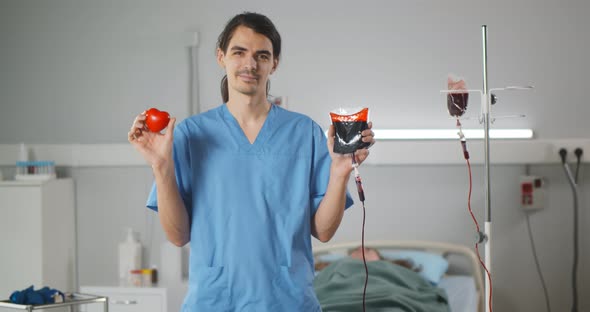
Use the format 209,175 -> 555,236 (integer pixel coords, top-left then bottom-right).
147,104 -> 353,311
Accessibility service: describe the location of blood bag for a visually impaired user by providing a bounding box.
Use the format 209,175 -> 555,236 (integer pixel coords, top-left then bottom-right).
330,107 -> 370,154
447,75 -> 469,118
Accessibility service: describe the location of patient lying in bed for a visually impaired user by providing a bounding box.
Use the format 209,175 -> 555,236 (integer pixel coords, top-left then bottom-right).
313,247 -> 450,312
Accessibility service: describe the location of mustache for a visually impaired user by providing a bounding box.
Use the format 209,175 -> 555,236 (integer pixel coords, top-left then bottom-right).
236,69 -> 259,78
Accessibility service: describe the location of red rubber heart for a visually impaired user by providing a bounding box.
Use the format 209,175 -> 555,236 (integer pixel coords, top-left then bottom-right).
145,108 -> 170,132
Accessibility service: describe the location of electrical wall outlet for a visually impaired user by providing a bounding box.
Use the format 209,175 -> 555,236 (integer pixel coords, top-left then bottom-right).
520,176 -> 545,210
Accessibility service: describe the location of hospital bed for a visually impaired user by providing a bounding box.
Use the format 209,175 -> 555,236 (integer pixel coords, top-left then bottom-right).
313,240 -> 484,312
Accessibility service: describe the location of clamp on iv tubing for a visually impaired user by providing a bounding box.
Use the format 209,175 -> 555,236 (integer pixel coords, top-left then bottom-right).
352,154 -> 365,202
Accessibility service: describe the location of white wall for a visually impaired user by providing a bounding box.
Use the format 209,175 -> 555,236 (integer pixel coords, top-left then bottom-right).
2,0 -> 590,143
1,0 -> 588,311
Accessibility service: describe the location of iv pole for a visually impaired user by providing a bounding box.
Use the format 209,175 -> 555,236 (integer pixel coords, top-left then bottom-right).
481,24 -> 493,312
441,25 -> 533,312
439,24 -> 535,312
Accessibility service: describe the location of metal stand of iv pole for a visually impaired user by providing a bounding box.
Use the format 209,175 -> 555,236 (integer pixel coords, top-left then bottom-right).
481,25 -> 533,312
481,24 -> 493,312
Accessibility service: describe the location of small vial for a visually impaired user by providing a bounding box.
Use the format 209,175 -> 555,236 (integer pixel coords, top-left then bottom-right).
141,269 -> 153,287
129,270 -> 142,287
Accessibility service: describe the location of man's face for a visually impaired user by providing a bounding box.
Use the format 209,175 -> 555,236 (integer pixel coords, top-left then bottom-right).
350,247 -> 381,262
217,26 -> 278,100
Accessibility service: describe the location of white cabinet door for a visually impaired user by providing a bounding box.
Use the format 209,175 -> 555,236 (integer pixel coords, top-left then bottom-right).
0,179 -> 75,298
0,185 -> 43,296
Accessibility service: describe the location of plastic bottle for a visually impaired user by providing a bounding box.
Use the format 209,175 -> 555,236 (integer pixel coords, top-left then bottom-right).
18,143 -> 28,162
118,228 -> 143,285
16,143 -> 28,178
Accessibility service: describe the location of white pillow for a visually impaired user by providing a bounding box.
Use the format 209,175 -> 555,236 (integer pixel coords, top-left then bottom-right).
379,250 -> 449,285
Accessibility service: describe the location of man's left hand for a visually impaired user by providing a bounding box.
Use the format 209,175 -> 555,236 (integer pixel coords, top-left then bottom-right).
326,121 -> 375,177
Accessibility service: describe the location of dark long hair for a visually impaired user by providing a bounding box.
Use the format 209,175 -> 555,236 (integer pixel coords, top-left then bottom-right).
217,12 -> 281,103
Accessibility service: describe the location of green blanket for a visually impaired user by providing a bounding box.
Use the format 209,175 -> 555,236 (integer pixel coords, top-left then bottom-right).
313,259 -> 450,312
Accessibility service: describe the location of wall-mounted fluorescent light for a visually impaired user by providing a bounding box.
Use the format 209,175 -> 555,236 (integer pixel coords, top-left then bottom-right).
373,129 -> 533,140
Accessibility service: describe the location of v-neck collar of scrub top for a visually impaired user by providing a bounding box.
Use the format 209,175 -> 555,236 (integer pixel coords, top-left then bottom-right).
220,103 -> 275,152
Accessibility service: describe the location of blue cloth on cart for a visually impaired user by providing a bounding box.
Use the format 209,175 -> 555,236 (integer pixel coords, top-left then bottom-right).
9,286 -> 64,305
